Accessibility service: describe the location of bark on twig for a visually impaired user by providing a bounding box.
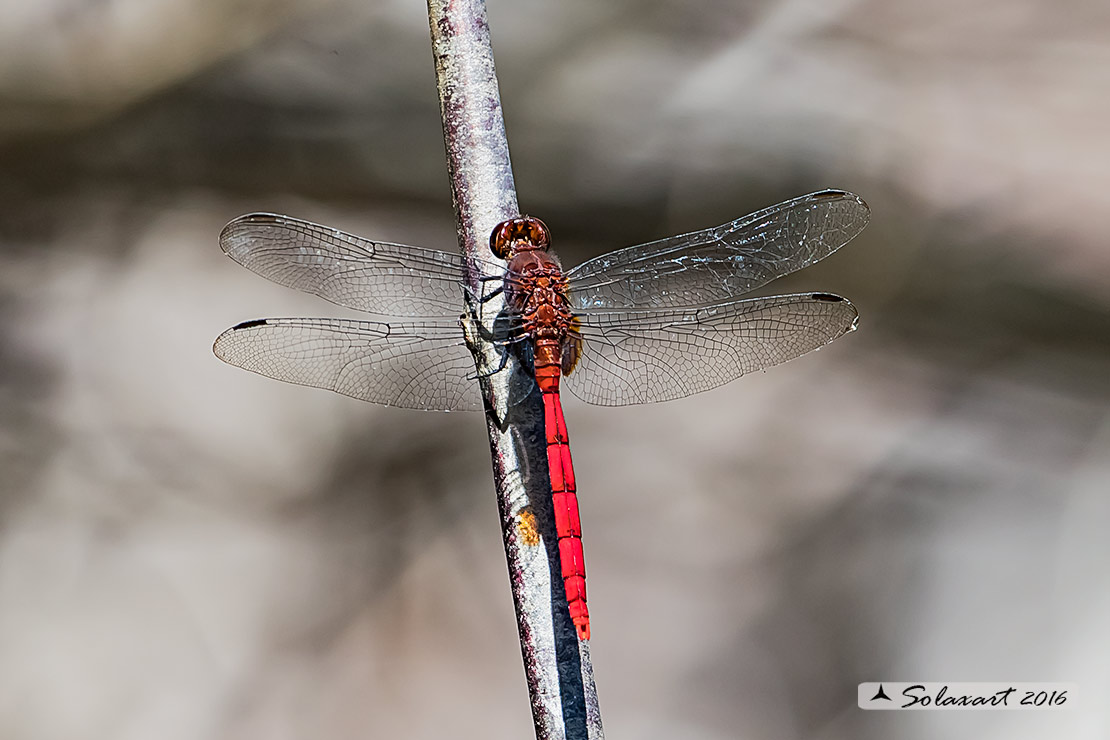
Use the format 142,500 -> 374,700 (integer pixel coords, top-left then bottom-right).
425,1 -> 602,738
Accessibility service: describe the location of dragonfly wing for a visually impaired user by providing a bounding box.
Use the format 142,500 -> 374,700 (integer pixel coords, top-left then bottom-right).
565,190 -> 869,310
565,293 -> 858,406
213,317 -> 482,411
221,213 -> 494,317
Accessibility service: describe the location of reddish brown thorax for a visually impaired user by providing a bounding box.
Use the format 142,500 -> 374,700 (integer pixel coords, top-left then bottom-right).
489,217 -> 581,373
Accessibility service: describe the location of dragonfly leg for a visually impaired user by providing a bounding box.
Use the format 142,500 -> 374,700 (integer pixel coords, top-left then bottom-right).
462,278 -> 503,322
472,343 -> 511,379
463,278 -> 506,327
478,279 -> 504,304
463,277 -> 500,302
467,327 -> 533,380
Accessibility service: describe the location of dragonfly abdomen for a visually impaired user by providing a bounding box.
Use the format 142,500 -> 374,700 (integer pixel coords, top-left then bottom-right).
535,338 -> 589,641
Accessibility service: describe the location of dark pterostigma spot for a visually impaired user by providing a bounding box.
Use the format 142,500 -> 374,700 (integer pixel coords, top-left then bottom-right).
233,318 -> 269,330
811,293 -> 844,302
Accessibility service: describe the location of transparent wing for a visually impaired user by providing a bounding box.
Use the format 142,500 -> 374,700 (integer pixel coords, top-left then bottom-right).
566,293 -> 858,406
221,213 -> 494,317
565,190 -> 869,311
213,317 -> 482,411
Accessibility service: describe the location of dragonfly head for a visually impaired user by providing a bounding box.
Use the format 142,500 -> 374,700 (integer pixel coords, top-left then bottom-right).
490,216 -> 551,259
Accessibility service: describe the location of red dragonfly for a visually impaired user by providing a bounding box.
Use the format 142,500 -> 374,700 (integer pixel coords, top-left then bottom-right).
213,189 -> 870,641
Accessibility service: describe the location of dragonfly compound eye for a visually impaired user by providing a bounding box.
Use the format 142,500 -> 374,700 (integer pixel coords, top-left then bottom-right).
490,216 -> 551,259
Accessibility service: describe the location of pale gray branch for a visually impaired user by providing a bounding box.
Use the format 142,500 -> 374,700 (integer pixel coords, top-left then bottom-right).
425,1 -> 603,738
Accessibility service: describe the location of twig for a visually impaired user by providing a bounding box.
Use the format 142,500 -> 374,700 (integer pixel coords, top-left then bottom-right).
425,1 -> 603,738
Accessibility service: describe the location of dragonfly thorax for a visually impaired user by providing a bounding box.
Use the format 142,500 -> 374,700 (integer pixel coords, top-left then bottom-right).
506,254 -> 571,328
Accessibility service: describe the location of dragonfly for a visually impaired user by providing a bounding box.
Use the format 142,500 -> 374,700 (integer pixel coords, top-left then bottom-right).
213,189 -> 870,641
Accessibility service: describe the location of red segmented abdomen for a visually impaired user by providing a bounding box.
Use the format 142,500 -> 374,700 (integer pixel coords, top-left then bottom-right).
534,339 -> 589,641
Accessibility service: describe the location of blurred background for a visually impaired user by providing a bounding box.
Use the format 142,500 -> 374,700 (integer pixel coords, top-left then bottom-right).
1,0 -> 1108,738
